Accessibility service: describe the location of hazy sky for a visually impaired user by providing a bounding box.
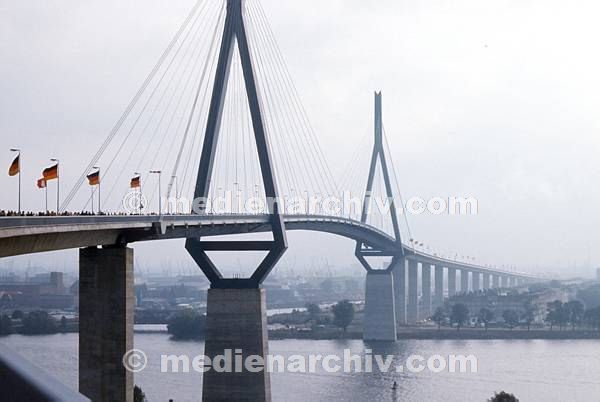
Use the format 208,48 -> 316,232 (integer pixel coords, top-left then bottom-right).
1,0 -> 599,277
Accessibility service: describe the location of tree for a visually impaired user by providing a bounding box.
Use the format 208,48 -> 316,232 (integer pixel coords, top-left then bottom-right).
60,316 -> 68,332
546,300 -> 565,330
134,385 -> 146,402
565,300 -> 584,331
489,391 -> 519,402
522,301 -> 535,331
0,314 -> 12,336
167,310 -> 206,340
450,304 -> 470,331
21,311 -> 57,335
306,303 -> 321,324
332,300 -> 354,332
431,307 -> 446,330
502,310 -> 519,330
478,308 -> 495,332
11,310 -> 24,320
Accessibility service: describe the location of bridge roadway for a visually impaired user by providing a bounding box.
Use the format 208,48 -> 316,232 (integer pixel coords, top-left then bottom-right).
0,214 -> 535,280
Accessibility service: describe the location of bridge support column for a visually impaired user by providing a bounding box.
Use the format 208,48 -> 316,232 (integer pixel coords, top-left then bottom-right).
393,258 -> 406,326
203,288 -> 270,402
433,265 -> 444,310
493,275 -> 500,288
421,263 -> 432,319
472,272 -> 481,292
513,277 -> 520,287
461,270 -> 470,293
448,267 -> 457,297
407,260 -> 419,324
483,273 -> 491,289
364,270 -> 397,341
79,246 -> 133,402
434,265 -> 444,309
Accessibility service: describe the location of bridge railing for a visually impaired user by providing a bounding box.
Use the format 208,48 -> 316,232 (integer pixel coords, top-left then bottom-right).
0,343 -> 89,402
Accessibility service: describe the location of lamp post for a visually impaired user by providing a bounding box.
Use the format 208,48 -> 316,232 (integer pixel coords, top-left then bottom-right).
10,149 -> 20,214
150,170 -> 162,216
50,158 -> 59,214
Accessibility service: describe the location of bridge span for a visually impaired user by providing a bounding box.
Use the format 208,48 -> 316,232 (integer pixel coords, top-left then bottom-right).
0,214 -> 535,280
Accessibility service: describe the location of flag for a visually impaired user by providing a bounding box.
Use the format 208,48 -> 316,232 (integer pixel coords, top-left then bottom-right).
87,171 -> 100,186
8,155 -> 19,176
43,164 -> 59,181
130,176 -> 141,189
37,178 -> 46,189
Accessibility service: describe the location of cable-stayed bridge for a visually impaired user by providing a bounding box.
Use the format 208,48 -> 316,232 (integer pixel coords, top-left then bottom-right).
0,1 -> 546,401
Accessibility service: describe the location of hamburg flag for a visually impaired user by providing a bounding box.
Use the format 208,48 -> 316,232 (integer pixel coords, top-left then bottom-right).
130,176 -> 141,189
87,171 -> 100,186
8,155 -> 19,176
42,164 -> 59,181
37,178 -> 47,189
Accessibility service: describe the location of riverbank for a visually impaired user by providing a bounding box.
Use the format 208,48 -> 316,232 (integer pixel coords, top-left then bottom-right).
269,326 -> 600,340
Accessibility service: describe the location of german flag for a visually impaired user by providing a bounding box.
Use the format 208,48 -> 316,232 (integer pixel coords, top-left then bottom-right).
130,175 -> 141,189
37,178 -> 46,189
87,170 -> 100,186
8,155 -> 19,176
43,164 -> 59,181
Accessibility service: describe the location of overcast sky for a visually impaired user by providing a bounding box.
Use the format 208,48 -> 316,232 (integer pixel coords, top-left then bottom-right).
1,0 -> 599,278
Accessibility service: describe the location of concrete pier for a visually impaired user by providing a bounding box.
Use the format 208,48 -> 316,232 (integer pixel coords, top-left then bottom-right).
472,272 -> 481,291
393,258 -> 406,326
79,246 -> 134,402
364,270 -> 397,341
499,276 -> 505,288
407,260 -> 419,324
483,273 -> 491,289
461,270 -> 469,293
433,265 -> 444,309
203,288 -> 270,402
493,275 -> 500,288
448,267 -> 457,297
421,263 -> 432,319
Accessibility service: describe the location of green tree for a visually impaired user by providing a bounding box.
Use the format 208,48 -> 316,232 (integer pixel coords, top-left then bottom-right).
489,391 -> 519,402
60,316 -> 68,332
332,300 -> 354,332
546,300 -> 564,330
167,310 -> 206,340
306,303 -> 321,324
11,310 -> 24,320
502,310 -> 519,330
0,314 -> 12,336
565,300 -> 584,331
478,308 -> 495,332
21,311 -> 57,335
450,303 -> 470,331
431,307 -> 446,330
134,385 -> 146,402
522,301 -> 535,331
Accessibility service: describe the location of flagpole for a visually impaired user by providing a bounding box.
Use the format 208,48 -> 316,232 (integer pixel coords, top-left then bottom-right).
93,166 -> 101,214
91,187 -> 94,214
45,186 -> 48,212
10,149 -> 20,214
50,159 -> 60,214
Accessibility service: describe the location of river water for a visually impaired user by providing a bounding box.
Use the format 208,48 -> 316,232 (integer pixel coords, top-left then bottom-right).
1,333 -> 598,401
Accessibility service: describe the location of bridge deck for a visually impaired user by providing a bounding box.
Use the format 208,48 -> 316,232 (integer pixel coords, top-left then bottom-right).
0,214 -> 537,279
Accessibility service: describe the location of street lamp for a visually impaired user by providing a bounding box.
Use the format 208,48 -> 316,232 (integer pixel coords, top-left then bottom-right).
150,170 -> 162,216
